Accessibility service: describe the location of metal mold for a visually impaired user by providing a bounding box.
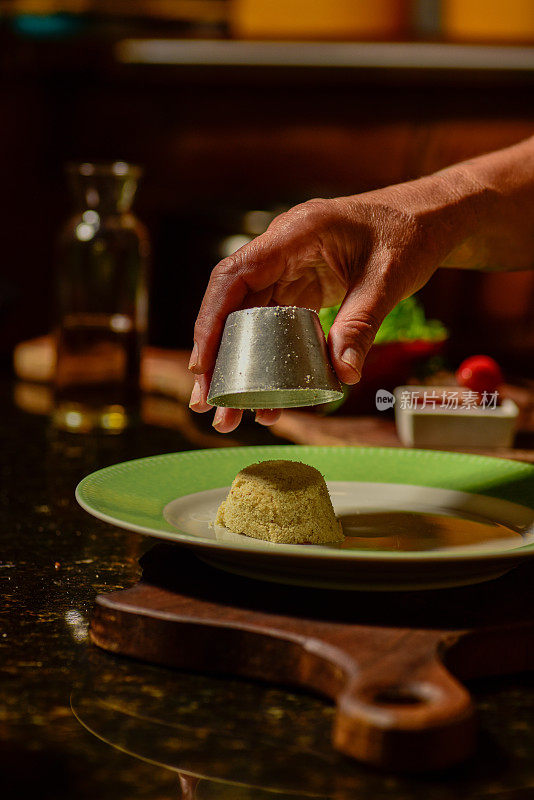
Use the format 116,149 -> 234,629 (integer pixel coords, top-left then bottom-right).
208,306 -> 343,409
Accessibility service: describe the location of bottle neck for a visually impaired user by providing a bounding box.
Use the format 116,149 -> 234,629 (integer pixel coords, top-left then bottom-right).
67,164 -> 141,215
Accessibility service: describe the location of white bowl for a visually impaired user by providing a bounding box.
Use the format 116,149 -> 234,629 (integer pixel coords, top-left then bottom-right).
394,385 -> 519,448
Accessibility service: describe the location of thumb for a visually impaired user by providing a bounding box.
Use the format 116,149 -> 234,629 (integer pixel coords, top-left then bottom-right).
328,282 -> 392,385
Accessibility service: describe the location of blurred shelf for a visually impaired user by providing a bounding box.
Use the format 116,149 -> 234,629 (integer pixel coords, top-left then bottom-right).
0,0 -> 226,21
115,39 -> 534,72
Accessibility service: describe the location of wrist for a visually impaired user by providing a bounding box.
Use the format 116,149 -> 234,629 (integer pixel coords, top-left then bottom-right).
403,165 -> 500,270
422,164 -> 497,244
432,137 -> 534,271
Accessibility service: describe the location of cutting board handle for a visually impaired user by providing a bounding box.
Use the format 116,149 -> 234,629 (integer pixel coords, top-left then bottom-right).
334,656 -> 475,770
92,580 -> 478,771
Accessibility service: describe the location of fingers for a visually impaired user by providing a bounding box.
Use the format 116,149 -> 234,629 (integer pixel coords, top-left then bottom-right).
210,408 -> 280,433
188,376 -> 242,433
188,372 -> 242,432
255,409 -> 282,426
328,278 -> 392,385
191,237 -> 285,377
189,373 -> 281,434
188,372 -> 212,413
212,407 -> 243,433
189,264 -> 248,375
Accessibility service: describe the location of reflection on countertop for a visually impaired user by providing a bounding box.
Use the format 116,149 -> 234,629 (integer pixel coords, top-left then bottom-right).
1,375 -> 534,799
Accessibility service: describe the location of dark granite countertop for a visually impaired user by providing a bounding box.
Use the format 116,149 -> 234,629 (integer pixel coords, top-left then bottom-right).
2,377 -> 534,800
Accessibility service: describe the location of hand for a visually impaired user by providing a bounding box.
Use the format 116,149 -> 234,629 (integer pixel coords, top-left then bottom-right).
189,173 -> 473,433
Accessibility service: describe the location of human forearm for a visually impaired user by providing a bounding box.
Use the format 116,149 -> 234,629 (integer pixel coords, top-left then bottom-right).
340,135 -> 534,273
436,135 -> 534,271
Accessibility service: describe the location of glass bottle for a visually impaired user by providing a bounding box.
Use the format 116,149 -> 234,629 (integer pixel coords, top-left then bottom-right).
53,162 -> 149,433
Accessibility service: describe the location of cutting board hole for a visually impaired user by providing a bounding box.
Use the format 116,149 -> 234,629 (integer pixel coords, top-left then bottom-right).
374,686 -> 424,706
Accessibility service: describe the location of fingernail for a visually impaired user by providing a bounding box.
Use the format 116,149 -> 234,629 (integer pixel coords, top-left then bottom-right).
256,410 -> 274,426
341,347 -> 361,378
189,380 -> 201,408
188,342 -> 199,370
212,407 -> 224,429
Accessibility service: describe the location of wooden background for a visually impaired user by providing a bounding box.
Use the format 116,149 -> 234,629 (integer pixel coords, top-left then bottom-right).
1,19 -> 533,375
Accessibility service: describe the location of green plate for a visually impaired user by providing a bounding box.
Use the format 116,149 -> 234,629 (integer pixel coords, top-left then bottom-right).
76,445 -> 534,590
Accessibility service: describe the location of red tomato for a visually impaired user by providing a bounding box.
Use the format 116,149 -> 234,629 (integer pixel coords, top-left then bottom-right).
456,355 -> 503,394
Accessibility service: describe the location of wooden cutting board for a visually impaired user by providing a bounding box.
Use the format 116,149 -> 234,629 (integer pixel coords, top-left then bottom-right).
90,544 -> 534,772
